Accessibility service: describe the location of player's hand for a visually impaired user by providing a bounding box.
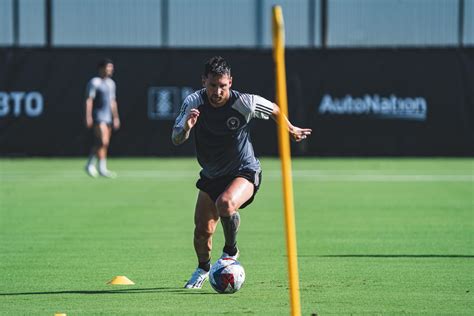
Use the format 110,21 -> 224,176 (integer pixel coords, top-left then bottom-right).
86,116 -> 93,129
290,126 -> 312,142
113,117 -> 121,130
184,108 -> 200,131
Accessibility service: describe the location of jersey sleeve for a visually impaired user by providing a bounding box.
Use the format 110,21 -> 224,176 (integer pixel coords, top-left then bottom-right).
109,80 -> 116,100
237,93 -> 275,121
252,95 -> 275,119
173,91 -> 202,129
86,79 -> 97,99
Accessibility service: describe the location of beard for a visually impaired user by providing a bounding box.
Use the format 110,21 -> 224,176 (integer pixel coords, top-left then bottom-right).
212,95 -> 223,103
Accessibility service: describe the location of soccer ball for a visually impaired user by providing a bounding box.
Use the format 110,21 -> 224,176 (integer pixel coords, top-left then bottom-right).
209,258 -> 245,294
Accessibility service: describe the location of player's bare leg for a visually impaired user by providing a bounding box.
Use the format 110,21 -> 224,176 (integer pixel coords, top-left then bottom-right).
85,124 -> 106,178
185,190 -> 219,289
95,123 -> 116,178
85,142 -> 99,178
194,190 -> 219,266
95,123 -> 109,159
216,177 -> 254,259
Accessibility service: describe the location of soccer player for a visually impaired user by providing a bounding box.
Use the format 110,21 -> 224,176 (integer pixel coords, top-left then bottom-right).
172,56 -> 312,289
84,58 -> 120,178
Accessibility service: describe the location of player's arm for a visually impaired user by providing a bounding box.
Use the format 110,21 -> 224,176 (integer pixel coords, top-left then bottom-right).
248,94 -> 311,142
85,97 -> 94,128
85,80 -> 96,129
110,81 -> 120,130
111,98 -> 120,130
172,108 -> 200,146
270,103 -> 312,142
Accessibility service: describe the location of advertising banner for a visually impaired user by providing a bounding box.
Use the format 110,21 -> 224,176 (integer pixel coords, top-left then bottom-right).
0,48 -> 472,156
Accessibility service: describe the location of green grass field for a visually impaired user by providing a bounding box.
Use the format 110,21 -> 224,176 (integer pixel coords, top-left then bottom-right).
0,158 -> 473,315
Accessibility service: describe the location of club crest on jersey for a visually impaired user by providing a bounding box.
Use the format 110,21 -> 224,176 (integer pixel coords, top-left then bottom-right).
226,116 -> 240,130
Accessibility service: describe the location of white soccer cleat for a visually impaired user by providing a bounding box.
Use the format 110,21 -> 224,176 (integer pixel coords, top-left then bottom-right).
184,268 -> 209,289
220,247 -> 240,260
85,164 -> 99,178
99,169 -> 117,179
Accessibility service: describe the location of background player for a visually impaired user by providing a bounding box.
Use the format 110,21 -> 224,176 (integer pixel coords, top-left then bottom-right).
172,56 -> 312,289
84,58 -> 120,178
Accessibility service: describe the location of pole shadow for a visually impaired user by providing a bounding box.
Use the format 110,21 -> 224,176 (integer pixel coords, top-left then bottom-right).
303,254 -> 474,259
0,287 -> 188,296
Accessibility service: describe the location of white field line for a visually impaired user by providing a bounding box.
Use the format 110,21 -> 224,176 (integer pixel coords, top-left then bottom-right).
0,170 -> 472,182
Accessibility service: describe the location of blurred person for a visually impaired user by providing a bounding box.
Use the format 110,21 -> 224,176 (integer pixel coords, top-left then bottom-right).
172,56 -> 312,289
84,58 -> 120,178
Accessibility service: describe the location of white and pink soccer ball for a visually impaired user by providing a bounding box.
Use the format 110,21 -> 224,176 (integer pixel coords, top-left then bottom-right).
209,258 -> 245,294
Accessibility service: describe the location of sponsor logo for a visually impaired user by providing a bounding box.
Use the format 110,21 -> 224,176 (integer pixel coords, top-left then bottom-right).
318,94 -> 427,121
0,91 -> 44,118
226,116 -> 240,130
148,86 -> 194,120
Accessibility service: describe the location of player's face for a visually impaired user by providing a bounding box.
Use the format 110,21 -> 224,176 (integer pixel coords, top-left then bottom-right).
203,73 -> 232,107
100,63 -> 114,78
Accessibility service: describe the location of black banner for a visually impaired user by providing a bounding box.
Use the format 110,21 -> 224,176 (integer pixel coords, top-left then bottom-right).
0,48 -> 473,156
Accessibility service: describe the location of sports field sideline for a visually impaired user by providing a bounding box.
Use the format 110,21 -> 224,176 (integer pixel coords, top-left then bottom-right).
0,158 -> 472,315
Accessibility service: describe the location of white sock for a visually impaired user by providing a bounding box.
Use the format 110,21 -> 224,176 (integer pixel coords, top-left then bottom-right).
87,154 -> 97,167
99,159 -> 107,172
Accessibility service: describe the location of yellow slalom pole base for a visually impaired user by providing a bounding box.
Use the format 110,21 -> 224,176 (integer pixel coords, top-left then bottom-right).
54,313 -> 67,316
107,275 -> 135,285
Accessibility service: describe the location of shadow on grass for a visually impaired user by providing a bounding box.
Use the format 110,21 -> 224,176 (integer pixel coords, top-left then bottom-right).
0,287 -> 194,296
306,254 -> 474,258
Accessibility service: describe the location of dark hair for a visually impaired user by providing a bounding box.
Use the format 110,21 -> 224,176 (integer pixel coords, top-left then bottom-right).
204,56 -> 231,77
97,58 -> 113,69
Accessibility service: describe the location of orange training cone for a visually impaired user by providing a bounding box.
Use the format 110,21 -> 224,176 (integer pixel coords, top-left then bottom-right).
107,276 -> 135,285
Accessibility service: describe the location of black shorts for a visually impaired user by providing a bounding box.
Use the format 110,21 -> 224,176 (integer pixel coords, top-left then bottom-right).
196,169 -> 262,209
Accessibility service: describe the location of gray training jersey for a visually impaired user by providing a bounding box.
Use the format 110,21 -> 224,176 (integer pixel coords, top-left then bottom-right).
86,77 -> 116,124
173,89 -> 275,179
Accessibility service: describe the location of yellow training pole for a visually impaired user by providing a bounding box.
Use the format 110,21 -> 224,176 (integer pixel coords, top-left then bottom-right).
272,5 -> 301,316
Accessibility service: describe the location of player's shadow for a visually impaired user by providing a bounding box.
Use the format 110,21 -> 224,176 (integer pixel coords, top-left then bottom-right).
0,287 -> 188,296
308,254 -> 474,258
